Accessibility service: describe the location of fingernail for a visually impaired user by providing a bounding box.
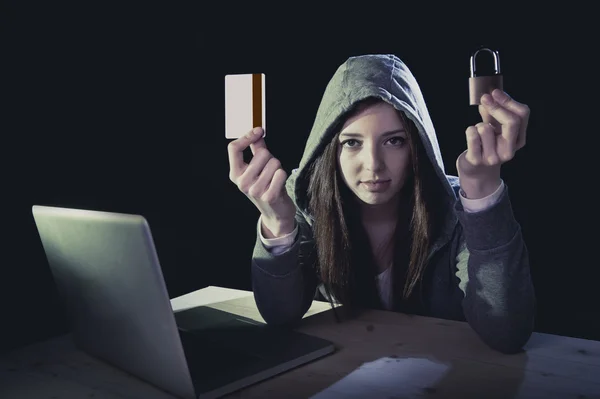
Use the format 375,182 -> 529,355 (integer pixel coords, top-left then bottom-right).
481,94 -> 493,105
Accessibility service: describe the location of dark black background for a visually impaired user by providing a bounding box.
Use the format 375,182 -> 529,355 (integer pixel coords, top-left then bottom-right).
2,3 -> 598,353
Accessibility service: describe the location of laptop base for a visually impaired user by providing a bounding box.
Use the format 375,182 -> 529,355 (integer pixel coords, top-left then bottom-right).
175,306 -> 335,398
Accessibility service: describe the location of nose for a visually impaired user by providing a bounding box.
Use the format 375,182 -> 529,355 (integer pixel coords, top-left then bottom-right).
362,145 -> 384,172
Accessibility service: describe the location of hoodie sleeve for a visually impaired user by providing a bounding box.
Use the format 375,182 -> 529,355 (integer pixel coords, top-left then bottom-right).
250,210 -> 319,326
454,183 -> 536,354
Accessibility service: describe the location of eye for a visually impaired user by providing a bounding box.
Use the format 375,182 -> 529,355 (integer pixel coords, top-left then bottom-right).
341,139 -> 360,148
388,137 -> 406,146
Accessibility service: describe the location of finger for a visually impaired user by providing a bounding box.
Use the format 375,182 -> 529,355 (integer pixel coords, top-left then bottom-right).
476,122 -> 499,165
465,126 -> 483,166
478,104 -> 500,132
227,127 -> 265,179
263,168 -> 289,205
249,127 -> 267,156
491,90 -> 529,119
516,114 -> 528,150
481,94 -> 519,157
236,147 -> 273,194
247,157 -> 282,199
492,90 -> 530,149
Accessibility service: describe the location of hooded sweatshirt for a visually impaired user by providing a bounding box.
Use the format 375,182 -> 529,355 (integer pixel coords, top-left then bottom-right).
250,54 -> 536,354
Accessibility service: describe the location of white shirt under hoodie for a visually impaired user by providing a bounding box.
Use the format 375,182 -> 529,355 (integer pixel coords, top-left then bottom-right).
256,181 -> 505,310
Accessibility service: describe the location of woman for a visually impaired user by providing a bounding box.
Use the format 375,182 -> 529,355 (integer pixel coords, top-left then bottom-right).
227,53 -> 535,354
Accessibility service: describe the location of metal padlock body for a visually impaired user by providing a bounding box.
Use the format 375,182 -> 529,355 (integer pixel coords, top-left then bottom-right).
469,48 -> 503,105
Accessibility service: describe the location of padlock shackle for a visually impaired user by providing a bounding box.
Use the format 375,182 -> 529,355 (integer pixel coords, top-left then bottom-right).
470,48 -> 501,76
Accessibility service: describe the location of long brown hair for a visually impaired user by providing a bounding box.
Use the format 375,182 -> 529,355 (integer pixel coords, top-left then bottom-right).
307,97 -> 446,314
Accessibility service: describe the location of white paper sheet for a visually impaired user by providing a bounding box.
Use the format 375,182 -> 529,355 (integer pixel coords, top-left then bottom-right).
311,357 -> 450,399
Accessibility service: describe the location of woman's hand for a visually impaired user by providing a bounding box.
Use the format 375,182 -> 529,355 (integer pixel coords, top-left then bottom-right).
457,89 -> 530,198
227,127 -> 297,237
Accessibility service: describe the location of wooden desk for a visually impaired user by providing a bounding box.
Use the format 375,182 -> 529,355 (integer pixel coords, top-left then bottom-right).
1,286 -> 599,398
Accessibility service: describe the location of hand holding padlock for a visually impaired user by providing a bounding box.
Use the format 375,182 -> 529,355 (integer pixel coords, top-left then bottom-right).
458,48 -> 531,199
469,48 -> 503,105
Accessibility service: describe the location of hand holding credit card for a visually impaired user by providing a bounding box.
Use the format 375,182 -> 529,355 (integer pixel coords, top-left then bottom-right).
226,74 -> 296,239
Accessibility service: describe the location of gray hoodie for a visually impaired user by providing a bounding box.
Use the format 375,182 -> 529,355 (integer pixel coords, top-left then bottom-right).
250,54 -> 536,354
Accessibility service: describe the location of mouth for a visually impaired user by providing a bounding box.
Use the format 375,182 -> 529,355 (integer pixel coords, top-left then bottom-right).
362,179 -> 390,184
360,179 -> 391,192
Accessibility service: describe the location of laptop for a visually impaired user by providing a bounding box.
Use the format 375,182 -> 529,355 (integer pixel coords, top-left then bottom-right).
31,205 -> 336,399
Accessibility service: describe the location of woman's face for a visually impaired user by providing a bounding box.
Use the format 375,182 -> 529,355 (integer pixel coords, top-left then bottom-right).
337,101 -> 412,207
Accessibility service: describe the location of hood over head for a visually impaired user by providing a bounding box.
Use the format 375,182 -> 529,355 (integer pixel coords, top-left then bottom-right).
286,53 -> 457,221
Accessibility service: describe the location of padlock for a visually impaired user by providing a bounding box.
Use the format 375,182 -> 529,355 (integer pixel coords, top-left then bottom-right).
469,48 -> 503,105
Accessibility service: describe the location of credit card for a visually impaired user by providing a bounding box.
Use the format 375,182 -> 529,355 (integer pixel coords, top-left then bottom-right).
225,73 -> 266,139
